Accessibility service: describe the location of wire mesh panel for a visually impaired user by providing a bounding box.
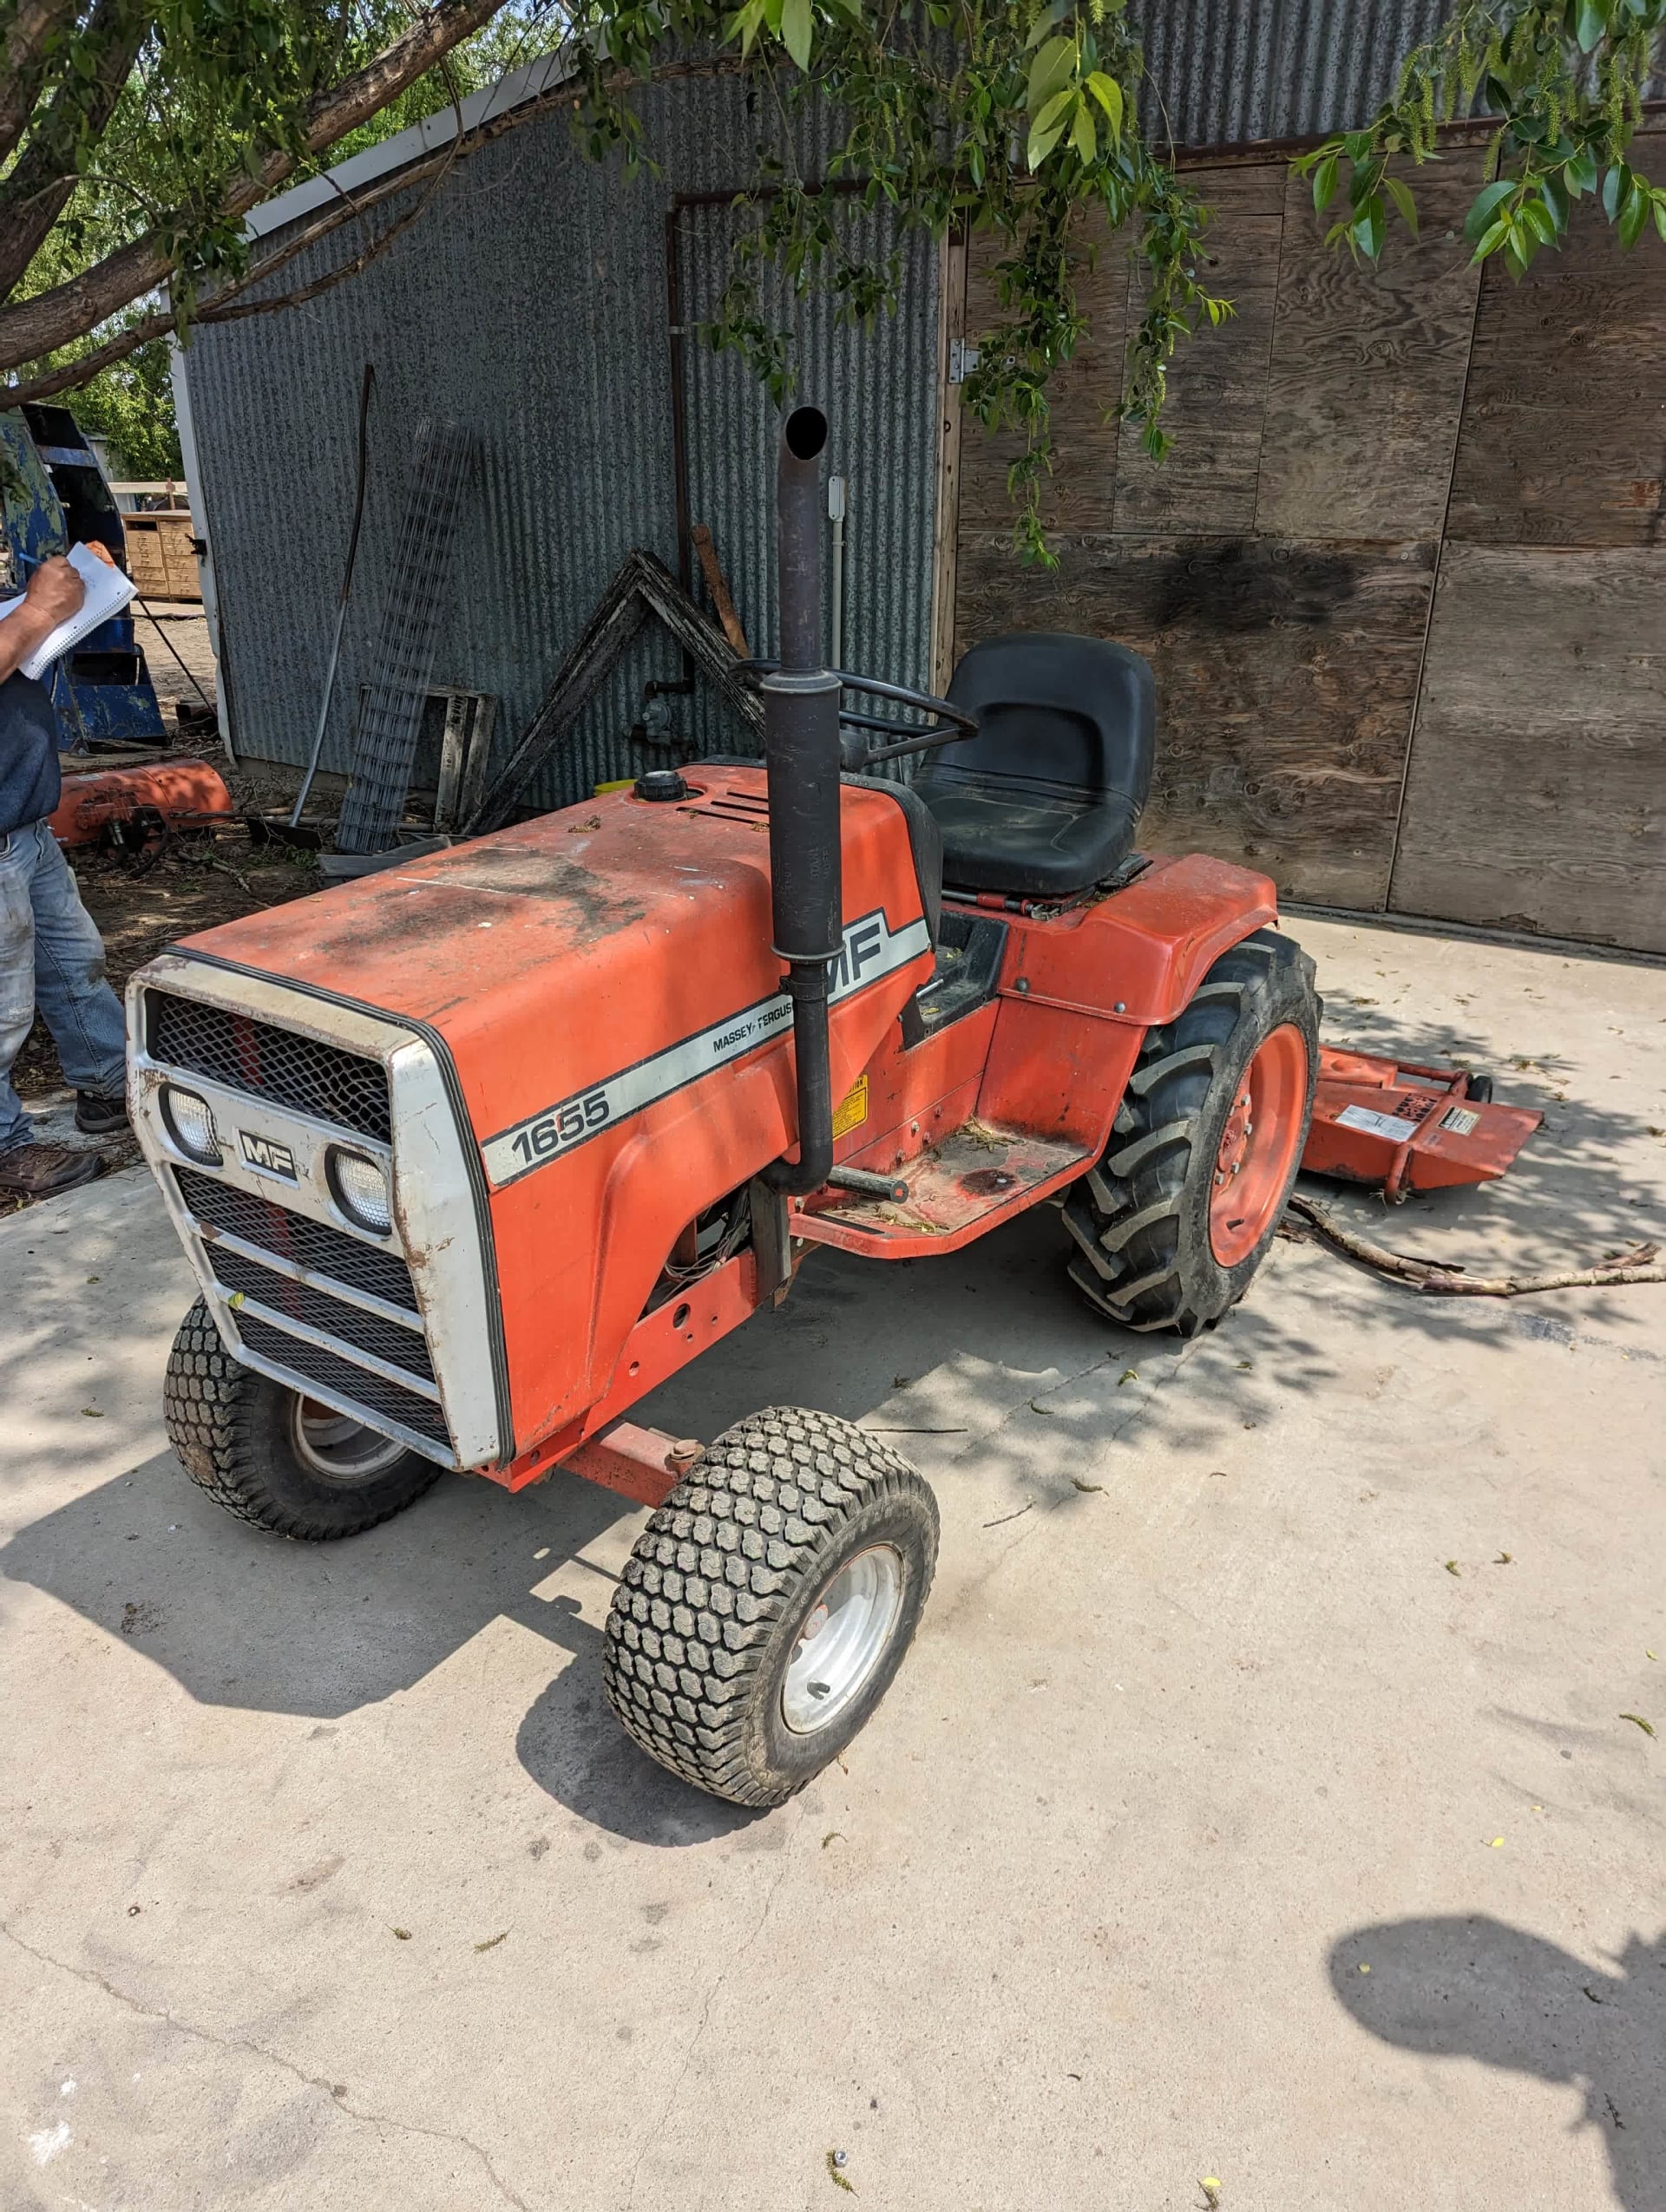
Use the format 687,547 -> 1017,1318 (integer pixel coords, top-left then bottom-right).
208,1245 -> 435,1380
335,417 -> 476,854
237,1316 -> 450,1447
171,1166 -> 418,1308
148,992 -> 391,1140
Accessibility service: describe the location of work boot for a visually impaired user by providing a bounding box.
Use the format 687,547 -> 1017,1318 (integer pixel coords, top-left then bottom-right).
75,1090 -> 129,1136
0,1143 -> 104,1197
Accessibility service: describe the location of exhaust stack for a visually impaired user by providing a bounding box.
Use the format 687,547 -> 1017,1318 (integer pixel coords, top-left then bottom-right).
762,406 -> 842,1197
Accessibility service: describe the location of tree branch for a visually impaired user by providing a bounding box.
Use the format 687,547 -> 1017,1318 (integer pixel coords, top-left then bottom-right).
0,0 -> 78,171
0,0 -> 507,373
1285,1194 -> 1666,1298
0,49 -> 744,409
0,0 -> 153,301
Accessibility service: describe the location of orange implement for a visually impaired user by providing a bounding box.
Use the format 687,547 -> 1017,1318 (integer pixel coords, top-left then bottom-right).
1302,1047 -> 1542,1201
50,758 -> 233,848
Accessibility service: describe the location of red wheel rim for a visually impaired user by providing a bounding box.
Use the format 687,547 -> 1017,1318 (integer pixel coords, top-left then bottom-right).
1208,1024 -> 1309,1266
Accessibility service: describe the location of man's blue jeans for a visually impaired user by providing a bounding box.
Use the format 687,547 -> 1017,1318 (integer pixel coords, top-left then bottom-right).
0,816 -> 128,1152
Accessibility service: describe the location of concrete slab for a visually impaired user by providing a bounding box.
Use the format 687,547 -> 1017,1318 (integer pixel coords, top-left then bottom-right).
2,915 -> 1663,2212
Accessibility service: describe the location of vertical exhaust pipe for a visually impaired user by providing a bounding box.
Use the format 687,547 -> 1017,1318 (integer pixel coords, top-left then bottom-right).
763,405 -> 841,1196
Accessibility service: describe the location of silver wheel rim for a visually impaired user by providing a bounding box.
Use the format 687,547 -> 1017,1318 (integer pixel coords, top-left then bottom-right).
288,1396 -> 406,1484
781,1544 -> 905,1736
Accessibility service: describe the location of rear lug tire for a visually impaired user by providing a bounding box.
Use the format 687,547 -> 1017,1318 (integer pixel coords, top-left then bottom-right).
1062,927 -> 1320,1335
603,1407 -> 938,1808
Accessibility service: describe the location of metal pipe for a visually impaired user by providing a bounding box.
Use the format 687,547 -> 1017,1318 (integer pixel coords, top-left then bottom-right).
828,474 -> 846,672
292,361 -> 375,827
762,405 -> 842,1199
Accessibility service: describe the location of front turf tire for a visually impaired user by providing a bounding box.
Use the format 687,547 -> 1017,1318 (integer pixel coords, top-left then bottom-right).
1062,927 -> 1320,1335
603,1408 -> 939,1808
163,1297 -> 443,1540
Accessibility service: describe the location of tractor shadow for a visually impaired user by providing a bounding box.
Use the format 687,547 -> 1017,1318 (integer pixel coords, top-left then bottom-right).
2,1207 -> 1251,1847
1328,1915 -> 1666,2212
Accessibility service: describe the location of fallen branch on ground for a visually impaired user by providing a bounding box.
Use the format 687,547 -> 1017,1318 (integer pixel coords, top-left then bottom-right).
1284,1194 -> 1665,1299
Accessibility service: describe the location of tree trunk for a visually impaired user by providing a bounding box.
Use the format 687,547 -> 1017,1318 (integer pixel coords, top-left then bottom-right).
0,0 -> 78,170
0,0 -> 152,301
0,0 -> 506,373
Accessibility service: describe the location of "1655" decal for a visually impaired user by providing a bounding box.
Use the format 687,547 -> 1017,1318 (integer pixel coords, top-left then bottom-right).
479,906 -> 930,1190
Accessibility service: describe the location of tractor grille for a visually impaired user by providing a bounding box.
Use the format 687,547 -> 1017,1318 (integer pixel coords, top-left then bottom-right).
207,1245 -> 435,1383
173,1165 -> 418,1310
148,990 -> 391,1141
238,1317 -> 449,1449
152,979 -> 447,1457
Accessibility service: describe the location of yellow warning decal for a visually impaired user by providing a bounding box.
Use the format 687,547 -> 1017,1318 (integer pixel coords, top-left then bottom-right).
832,1075 -> 869,1140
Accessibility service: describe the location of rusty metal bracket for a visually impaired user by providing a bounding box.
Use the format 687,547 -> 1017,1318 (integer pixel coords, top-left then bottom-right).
560,1420 -> 702,1509
462,549 -> 764,835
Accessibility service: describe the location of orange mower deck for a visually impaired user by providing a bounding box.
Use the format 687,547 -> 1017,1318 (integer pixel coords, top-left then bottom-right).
1301,1047 -> 1542,1199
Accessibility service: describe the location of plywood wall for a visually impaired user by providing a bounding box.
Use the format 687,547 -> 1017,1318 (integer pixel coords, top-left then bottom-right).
954,129 -> 1666,954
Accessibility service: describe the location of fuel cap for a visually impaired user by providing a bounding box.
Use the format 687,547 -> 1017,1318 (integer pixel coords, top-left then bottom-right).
634,769 -> 688,802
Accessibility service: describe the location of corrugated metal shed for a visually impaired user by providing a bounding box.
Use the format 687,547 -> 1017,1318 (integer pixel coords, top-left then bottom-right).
182,73 -> 942,803
181,3 -> 1510,795
1132,0 -> 1458,150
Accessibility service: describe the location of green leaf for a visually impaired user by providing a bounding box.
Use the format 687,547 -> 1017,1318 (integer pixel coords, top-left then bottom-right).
1575,0 -> 1607,51
1071,100 -> 1097,165
1025,0 -> 1070,49
1473,215 -> 1512,260
1604,164 -> 1626,221
1619,181 -> 1650,248
1384,173 -> 1419,237
1353,194 -> 1386,261
1313,150 -> 1340,213
1085,71 -> 1123,145
1026,90 -> 1072,172
780,0 -> 813,70
1026,36 -> 1075,115
728,0 -> 769,57
1654,193 -> 1666,243
1464,179 -> 1515,244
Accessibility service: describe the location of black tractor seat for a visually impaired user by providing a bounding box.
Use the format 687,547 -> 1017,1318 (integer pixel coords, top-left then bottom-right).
915,632 -> 1156,900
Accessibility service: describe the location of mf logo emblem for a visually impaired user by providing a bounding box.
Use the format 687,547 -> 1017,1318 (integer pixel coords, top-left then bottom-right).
239,1129 -> 298,1181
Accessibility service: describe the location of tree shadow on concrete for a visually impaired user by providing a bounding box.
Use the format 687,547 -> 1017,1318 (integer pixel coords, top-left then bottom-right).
1329,1914 -> 1666,2212
3,996 -> 1656,1845
1290,989 -> 1664,1353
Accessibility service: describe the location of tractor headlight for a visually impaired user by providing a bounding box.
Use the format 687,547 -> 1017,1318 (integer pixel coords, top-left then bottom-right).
162,1084 -> 220,1164
329,1148 -> 392,1236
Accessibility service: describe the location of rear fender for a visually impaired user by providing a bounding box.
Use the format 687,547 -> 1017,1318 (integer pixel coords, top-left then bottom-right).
974,853 -> 1279,1156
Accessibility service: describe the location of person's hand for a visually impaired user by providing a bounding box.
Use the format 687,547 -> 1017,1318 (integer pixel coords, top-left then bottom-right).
23,554 -> 84,625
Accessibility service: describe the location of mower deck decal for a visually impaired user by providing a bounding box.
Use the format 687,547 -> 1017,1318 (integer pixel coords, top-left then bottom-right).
481,907 -> 932,1191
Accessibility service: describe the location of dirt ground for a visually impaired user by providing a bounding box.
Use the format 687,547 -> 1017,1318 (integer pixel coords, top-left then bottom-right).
130,608 -> 217,718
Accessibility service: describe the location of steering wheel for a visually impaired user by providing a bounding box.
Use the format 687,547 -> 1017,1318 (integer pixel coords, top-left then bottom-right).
737,662 -> 978,770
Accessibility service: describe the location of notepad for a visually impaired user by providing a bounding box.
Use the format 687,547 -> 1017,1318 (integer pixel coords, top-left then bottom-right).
0,542 -> 137,681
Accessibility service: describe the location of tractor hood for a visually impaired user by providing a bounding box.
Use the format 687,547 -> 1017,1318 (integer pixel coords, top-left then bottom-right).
172,770 -> 932,1169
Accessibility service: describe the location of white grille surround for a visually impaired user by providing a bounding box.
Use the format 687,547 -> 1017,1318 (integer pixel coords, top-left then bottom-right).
128,952 -> 505,1471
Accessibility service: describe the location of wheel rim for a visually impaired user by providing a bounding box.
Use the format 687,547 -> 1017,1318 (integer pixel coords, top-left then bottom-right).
781,1544 -> 905,1737
1208,1023 -> 1309,1267
288,1396 -> 407,1484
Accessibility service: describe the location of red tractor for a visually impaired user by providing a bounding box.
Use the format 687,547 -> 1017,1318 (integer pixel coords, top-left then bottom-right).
129,408 -> 1320,1807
